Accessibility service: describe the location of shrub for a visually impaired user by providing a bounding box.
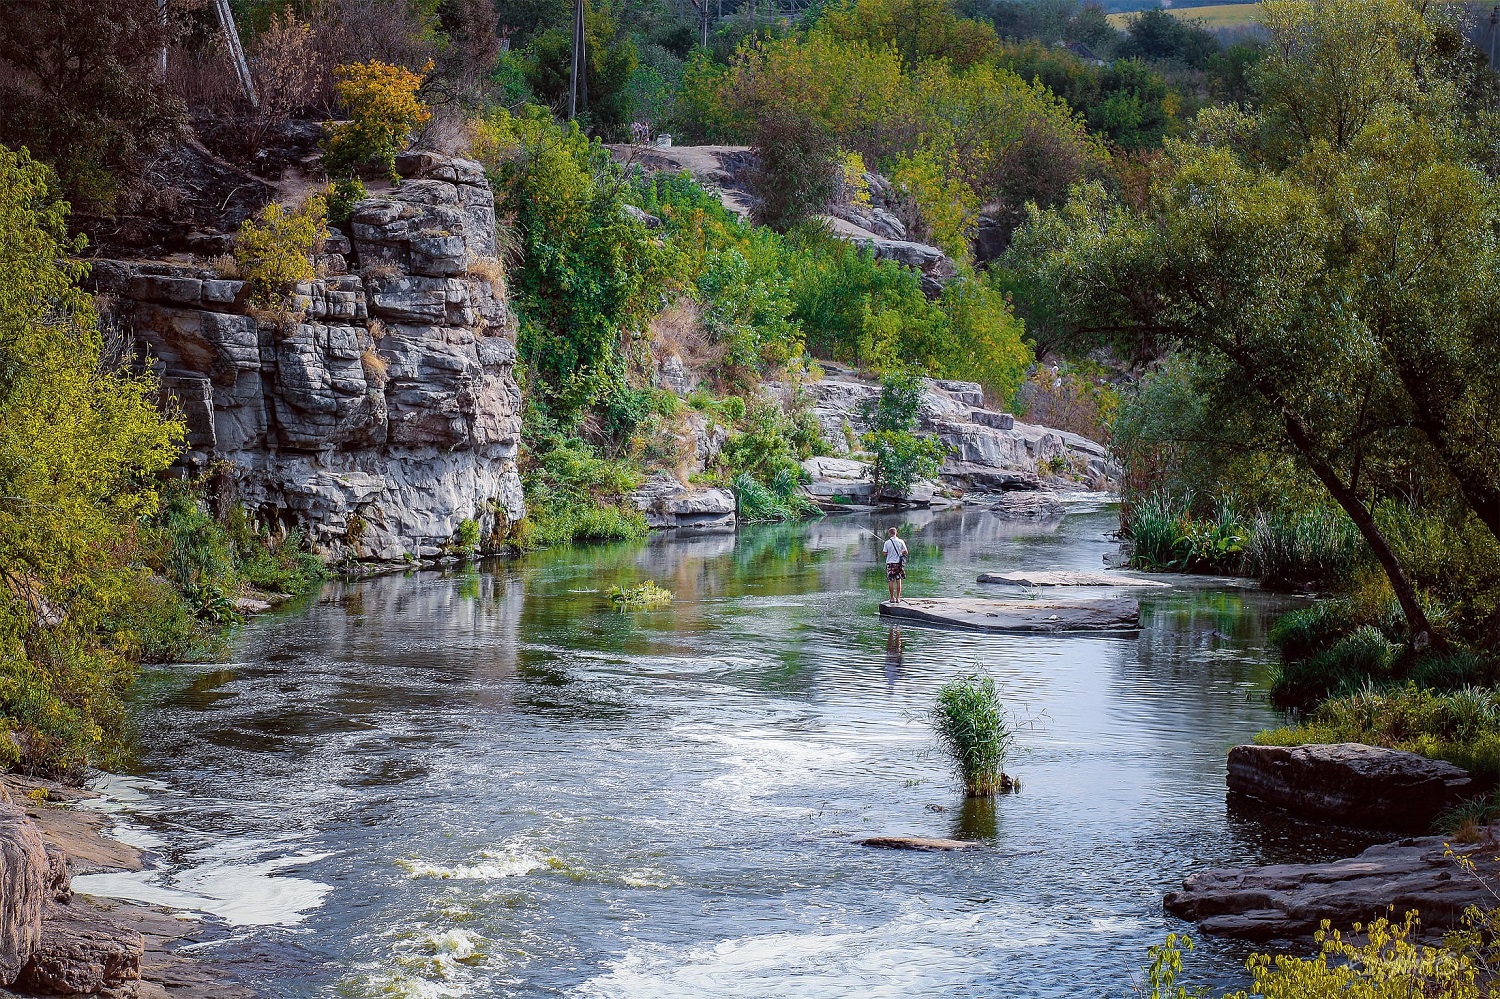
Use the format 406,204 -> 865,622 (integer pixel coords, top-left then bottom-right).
932,674 -> 1019,796
749,108 -> 838,232
233,195 -> 330,311
732,470 -> 817,523
453,518 -> 481,555
1244,507 -> 1365,590
323,59 -> 431,181
608,581 -> 673,610
1124,492 -> 1247,575
863,430 -> 947,495
889,149 -> 978,262
326,177 -> 367,224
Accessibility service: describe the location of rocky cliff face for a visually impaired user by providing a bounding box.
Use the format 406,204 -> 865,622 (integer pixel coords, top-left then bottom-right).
93,153 -> 524,562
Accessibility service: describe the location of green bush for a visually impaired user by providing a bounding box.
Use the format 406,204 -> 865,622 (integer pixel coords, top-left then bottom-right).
1124,492 -> 1247,575
1245,507 -> 1365,590
1258,683 -> 1500,780
932,674 -> 1018,797
863,430 -> 947,495
326,177 -> 367,224
732,470 -> 817,523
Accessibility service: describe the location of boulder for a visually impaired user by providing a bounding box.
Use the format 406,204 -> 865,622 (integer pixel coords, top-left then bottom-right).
631,477 -> 736,532
971,410 -> 1015,430
17,901 -> 145,998
1165,835 -> 1500,944
1226,743 -> 1475,831
0,804 -> 49,986
977,492 -> 1064,521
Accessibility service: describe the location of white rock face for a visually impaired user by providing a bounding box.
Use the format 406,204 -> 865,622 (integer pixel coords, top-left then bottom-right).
94,154 -> 524,561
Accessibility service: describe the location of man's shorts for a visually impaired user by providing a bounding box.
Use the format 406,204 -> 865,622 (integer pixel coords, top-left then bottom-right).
886,562 -> 905,580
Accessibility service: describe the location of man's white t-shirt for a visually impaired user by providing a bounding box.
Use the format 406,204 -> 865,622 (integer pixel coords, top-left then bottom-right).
883,537 -> 908,565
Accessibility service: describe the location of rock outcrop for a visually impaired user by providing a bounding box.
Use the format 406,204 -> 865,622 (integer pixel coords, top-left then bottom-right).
1227,743 -> 1475,831
0,804 -> 49,986
95,153 -> 524,562
1165,835 -> 1500,943
630,476 -> 736,532
786,370 -> 1119,507
879,596 -> 1141,632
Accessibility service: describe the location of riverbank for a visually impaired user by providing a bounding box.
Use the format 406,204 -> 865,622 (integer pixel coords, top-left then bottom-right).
1,776 -> 251,999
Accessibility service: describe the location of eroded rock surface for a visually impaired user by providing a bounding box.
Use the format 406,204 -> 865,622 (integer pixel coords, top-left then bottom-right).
879,597 -> 1140,632
0,804 -> 49,986
17,901 -> 145,999
631,476 -> 736,532
1165,835 -> 1500,943
95,154 -> 524,561
1227,743 -> 1474,831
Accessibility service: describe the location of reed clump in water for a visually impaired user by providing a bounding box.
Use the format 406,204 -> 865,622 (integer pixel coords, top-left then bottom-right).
608,581 -> 674,610
932,674 -> 1019,796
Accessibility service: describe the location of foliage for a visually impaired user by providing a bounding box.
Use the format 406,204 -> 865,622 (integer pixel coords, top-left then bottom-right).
1002,0 -> 1500,647
1015,362 -> 1118,445
326,177 -> 368,224
1145,915 -> 1500,999
524,0 -> 640,135
471,106 -> 661,420
749,109 -> 838,232
931,674 -> 1019,797
731,471 -> 817,523
518,434 -> 650,548
324,59 -> 432,181
452,518 -> 481,554
863,430 -> 947,496
607,580 -> 673,609
0,0 -> 183,212
0,146 -> 183,772
232,196 -> 330,312
1244,508 -> 1365,590
1124,493 -> 1247,575
888,152 -> 977,261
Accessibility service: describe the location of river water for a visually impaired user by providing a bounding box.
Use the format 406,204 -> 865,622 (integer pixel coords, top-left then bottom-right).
76,499 -> 1375,997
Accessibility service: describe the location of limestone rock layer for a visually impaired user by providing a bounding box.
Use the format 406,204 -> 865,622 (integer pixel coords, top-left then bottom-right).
94,154 -> 524,561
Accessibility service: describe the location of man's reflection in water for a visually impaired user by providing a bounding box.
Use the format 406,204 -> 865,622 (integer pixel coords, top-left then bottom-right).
884,626 -> 904,692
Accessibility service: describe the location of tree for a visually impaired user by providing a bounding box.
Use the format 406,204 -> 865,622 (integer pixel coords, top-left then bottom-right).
1004,0 -> 1500,647
0,0 -> 184,212
749,109 -> 838,231
0,146 -> 183,769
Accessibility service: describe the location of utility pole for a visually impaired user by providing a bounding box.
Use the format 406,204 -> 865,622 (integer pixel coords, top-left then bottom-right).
568,0 -> 587,119
212,0 -> 258,107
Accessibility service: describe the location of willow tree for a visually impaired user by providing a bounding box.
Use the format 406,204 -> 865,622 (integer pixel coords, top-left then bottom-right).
0,146 -> 181,770
1004,0 -> 1500,647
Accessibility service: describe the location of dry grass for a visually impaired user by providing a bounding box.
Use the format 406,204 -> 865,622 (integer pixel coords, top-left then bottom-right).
360,260 -> 401,284
466,256 -> 507,299
651,299 -> 727,380
360,348 -> 390,388
1107,2 -> 1262,28
209,253 -> 244,279
368,318 -> 388,340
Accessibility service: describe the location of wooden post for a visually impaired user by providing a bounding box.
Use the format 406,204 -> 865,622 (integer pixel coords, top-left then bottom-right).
213,0 -> 258,108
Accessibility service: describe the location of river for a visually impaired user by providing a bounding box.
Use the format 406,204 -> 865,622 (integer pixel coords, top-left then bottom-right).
74,499 -> 1375,997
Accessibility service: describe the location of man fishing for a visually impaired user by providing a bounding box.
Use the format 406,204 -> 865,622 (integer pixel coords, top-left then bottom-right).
883,527 -> 909,604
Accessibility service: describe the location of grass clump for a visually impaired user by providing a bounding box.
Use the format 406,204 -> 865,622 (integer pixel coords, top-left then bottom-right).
931,674 -> 1019,797
607,581 -> 674,610
1256,683 -> 1500,780
1244,507 -> 1365,590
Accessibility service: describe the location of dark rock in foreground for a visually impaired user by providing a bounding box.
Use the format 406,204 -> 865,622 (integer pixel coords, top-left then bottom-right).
1227,743 -> 1474,831
879,597 -> 1139,632
16,901 -> 144,998
857,836 -> 980,851
1165,835 -> 1500,943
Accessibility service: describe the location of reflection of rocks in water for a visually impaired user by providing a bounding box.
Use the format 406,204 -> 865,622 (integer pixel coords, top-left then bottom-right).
1224,793 -> 1387,867
953,796 -> 999,841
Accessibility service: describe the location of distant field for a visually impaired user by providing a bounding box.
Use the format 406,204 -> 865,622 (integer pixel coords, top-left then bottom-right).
1106,3 -> 1262,28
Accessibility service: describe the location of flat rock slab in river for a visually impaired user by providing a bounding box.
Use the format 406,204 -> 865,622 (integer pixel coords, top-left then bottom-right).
857,836 -> 980,851
977,571 -> 1170,588
880,597 -> 1140,632
1165,835 -> 1500,944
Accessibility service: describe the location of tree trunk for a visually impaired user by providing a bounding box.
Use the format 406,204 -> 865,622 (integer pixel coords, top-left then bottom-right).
1393,364 -> 1500,546
212,0 -> 258,108
1279,409 -> 1439,648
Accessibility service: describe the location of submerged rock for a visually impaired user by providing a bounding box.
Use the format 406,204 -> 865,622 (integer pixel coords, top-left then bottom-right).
879,597 -> 1140,632
1227,743 -> 1474,831
1165,835 -> 1500,943
978,571 -> 1170,587
857,836 -> 980,851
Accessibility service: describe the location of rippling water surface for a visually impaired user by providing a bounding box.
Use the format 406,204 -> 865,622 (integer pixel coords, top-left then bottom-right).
81,500 -> 1379,997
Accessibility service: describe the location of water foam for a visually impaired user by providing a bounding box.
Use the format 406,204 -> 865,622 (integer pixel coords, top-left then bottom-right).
398,849 -> 546,881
